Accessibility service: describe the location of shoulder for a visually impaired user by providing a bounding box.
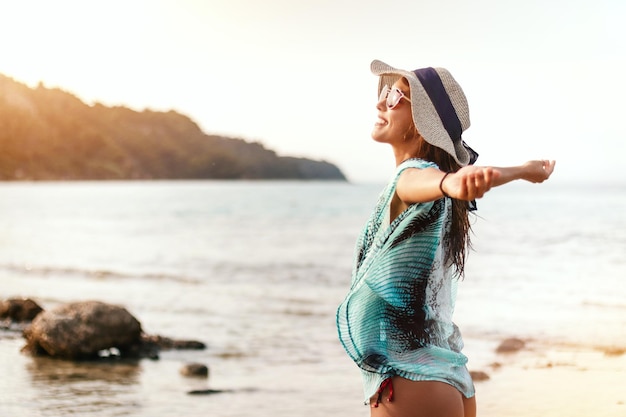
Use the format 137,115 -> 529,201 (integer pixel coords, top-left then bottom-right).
397,158 -> 438,172
395,158 -> 440,187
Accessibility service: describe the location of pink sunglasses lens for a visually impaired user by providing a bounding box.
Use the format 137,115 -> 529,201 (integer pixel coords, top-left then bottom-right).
379,85 -> 390,102
379,85 -> 405,109
387,88 -> 402,109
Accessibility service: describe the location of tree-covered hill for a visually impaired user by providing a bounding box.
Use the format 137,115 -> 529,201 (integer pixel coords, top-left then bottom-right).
0,74 -> 346,181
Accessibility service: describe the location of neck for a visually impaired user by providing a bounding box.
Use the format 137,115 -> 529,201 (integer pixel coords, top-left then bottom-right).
392,143 -> 420,166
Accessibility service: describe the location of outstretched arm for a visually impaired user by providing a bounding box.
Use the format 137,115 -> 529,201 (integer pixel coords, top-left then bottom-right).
396,160 -> 556,204
490,160 -> 556,186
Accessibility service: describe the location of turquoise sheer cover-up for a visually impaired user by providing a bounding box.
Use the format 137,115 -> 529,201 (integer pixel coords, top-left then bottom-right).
336,158 -> 475,403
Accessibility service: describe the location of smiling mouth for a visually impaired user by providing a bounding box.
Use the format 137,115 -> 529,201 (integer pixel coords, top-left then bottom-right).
375,117 -> 388,127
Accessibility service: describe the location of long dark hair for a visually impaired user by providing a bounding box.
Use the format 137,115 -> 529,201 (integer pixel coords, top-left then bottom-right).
414,137 -> 472,277
398,76 -> 472,277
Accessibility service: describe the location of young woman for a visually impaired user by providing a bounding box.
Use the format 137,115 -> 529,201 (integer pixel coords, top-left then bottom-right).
336,60 -> 555,417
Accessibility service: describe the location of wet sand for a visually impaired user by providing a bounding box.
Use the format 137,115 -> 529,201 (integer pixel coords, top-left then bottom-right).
473,343 -> 626,417
2,326 -> 625,416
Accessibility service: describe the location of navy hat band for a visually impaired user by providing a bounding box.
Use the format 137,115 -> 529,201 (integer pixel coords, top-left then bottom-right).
413,68 -> 463,145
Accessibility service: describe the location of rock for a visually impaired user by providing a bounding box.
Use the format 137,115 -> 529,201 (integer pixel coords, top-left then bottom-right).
22,301 -> 142,359
140,334 -> 206,350
180,363 -> 209,378
469,370 -> 490,381
602,347 -> 625,357
496,337 -> 526,353
187,389 -> 232,395
15,298 -> 207,361
127,335 -> 206,360
0,298 -> 44,322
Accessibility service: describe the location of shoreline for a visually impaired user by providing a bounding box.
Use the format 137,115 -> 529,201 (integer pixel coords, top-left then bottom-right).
3,329 -> 625,416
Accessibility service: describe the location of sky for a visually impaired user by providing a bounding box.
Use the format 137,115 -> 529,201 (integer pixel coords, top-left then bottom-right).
1,0 -> 624,183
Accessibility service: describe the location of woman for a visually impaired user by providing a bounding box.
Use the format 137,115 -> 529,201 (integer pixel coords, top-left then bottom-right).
336,60 -> 555,417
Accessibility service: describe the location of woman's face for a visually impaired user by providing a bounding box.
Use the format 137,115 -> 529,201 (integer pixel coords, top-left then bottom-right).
371,78 -> 414,145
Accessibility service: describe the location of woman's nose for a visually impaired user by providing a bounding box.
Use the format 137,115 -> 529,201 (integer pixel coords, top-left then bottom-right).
376,96 -> 386,111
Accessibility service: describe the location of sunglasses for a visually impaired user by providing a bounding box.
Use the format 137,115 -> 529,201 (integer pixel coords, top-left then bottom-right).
379,85 -> 410,109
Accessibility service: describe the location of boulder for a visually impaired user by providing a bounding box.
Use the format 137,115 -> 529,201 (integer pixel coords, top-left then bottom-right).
23,301 -> 142,359
469,370 -> 490,381
0,298 -> 44,322
496,337 -> 526,353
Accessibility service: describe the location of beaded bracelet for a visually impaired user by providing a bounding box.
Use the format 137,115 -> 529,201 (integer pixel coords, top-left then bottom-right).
439,172 -> 450,198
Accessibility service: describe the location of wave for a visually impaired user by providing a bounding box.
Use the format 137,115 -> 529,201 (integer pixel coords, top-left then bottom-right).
581,300 -> 626,310
0,259 -> 351,288
0,263 -> 202,285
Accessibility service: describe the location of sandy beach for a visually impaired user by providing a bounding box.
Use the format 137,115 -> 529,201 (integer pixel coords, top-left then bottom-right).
470,341 -> 626,417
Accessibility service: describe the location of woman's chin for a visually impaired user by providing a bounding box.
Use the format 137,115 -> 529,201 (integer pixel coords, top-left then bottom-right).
371,127 -> 387,143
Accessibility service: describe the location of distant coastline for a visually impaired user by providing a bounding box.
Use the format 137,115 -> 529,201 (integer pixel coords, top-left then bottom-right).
0,74 -> 346,181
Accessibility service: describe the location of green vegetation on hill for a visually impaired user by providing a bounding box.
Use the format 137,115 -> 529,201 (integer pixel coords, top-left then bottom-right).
0,74 -> 346,181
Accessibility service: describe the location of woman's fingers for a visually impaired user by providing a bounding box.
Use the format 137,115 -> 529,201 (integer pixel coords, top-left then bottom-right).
524,160 -> 556,183
463,168 -> 493,199
543,160 -> 556,177
451,166 -> 499,200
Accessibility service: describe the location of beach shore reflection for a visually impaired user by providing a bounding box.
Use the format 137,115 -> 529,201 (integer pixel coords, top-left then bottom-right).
25,354 -> 142,416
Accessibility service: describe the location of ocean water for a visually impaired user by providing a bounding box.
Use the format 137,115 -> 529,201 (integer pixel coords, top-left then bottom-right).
0,180 -> 624,417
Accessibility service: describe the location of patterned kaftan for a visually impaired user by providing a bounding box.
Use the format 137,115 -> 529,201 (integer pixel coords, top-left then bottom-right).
336,158 -> 475,403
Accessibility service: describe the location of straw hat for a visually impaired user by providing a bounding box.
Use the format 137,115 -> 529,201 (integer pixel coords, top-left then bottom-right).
371,59 -> 477,166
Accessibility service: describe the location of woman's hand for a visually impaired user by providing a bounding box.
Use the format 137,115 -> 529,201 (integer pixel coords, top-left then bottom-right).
519,160 -> 556,183
442,166 -> 501,201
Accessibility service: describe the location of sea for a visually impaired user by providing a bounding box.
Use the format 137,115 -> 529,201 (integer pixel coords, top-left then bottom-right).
0,179 -> 624,417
